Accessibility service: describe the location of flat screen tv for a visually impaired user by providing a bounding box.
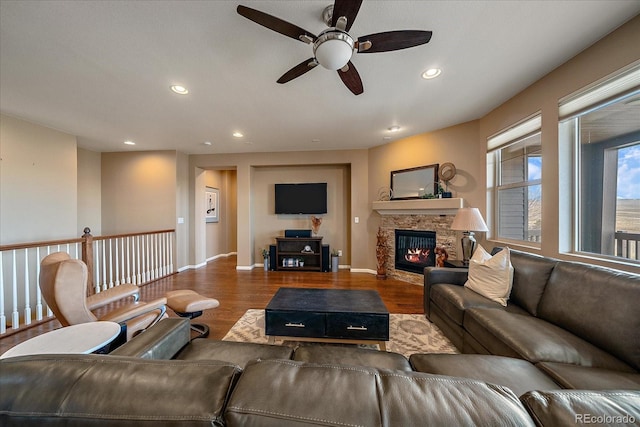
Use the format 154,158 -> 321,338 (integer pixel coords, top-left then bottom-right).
275,183 -> 327,214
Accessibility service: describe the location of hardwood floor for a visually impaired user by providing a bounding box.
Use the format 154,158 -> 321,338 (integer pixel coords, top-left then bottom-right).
0,255 -> 425,354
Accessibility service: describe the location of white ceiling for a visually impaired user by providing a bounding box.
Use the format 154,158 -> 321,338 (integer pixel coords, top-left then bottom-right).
1,1 -> 639,155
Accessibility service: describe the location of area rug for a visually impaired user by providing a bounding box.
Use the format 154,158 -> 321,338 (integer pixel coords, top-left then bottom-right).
222,309 -> 458,358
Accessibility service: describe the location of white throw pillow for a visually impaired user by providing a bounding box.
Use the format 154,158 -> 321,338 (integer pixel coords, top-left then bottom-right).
464,245 -> 514,306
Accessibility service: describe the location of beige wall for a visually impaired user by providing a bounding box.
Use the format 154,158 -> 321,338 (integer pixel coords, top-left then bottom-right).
190,150 -> 368,269
251,164 -> 350,265
77,148 -> 102,235
367,120 -> 483,258
176,151 -> 189,269
477,15 -> 640,273
0,114 -> 78,244
101,151 -> 177,234
205,169 -> 237,259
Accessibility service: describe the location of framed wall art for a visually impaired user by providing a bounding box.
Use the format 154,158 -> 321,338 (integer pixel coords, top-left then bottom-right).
205,187 -> 220,223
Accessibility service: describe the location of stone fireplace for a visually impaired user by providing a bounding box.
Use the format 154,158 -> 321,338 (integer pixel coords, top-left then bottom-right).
373,198 -> 464,285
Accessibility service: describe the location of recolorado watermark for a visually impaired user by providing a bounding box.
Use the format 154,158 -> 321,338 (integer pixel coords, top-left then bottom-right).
575,413 -> 636,424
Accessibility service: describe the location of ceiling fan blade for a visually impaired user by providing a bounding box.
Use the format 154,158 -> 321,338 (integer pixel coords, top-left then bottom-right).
331,0 -> 363,32
237,5 -> 317,43
337,61 -> 363,95
357,30 -> 432,53
277,58 -> 318,84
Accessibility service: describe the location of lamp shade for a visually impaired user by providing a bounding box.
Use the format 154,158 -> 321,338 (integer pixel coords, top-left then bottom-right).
450,208 -> 489,232
313,30 -> 354,70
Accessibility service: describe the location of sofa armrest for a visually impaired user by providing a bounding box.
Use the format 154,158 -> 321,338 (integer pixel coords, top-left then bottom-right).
111,318 -> 190,359
424,267 -> 469,320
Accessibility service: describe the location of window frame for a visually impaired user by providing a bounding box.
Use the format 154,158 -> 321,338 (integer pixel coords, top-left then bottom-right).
487,114 -> 543,247
558,60 -> 640,265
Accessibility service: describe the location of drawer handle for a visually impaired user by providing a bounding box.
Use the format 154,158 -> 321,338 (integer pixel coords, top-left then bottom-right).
285,322 -> 305,328
347,325 -> 368,331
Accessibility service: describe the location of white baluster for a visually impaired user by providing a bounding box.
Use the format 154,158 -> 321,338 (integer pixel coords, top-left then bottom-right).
154,233 -> 159,280
169,232 -> 174,274
126,236 -> 131,284
108,239 -> 114,288
45,247 -> 53,317
23,248 -> 31,325
101,240 -> 107,291
35,247 -> 43,321
136,235 -> 142,284
11,250 -> 19,329
93,241 -> 100,294
161,233 -> 166,277
0,251 -> 6,334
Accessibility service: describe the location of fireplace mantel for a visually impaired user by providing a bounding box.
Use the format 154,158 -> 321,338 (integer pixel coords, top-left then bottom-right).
372,198 -> 466,215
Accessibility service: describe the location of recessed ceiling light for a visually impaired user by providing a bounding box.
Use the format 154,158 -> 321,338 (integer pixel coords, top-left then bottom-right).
388,126 -> 401,132
124,140 -> 136,145
203,141 -> 212,146
233,132 -> 244,138
422,68 -> 441,79
170,85 -> 189,95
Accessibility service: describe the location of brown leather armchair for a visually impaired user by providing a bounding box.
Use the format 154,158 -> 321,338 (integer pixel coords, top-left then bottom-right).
39,252 -> 167,340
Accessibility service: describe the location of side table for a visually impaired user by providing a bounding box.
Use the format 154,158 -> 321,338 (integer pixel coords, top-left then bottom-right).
444,260 -> 468,268
0,321 -> 122,359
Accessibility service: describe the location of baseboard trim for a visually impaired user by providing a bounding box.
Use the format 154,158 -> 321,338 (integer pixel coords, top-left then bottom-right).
178,252 -> 238,271
350,268 -> 376,275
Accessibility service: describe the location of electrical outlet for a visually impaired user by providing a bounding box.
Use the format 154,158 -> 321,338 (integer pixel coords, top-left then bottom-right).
338,250 -> 342,257
354,216 -> 359,223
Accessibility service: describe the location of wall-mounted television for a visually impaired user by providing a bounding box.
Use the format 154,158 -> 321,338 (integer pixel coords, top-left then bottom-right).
275,183 -> 327,215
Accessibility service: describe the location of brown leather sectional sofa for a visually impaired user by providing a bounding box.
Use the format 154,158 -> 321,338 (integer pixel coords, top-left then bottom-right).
2,315 -> 639,426
424,248 -> 640,390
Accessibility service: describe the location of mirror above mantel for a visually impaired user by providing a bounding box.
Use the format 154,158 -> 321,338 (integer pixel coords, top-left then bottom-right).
372,198 -> 466,215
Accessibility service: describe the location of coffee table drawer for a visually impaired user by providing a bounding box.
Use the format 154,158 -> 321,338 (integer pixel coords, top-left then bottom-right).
265,311 -> 325,337
326,314 -> 389,340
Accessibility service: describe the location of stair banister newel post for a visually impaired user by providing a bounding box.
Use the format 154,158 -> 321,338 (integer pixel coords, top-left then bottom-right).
81,227 -> 95,295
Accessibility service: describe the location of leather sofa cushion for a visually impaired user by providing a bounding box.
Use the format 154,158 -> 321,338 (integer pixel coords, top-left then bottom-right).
536,361 -> 640,390
0,354 -> 240,427
175,339 -> 293,368
520,390 -> 640,427
410,354 -> 560,397
507,250 -> 557,316
431,284 -> 527,326
464,308 -> 635,372
225,359 -> 535,427
538,261 -> 640,371
293,345 -> 412,371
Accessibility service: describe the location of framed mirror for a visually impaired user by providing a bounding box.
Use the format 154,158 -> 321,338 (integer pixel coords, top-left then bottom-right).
390,164 -> 439,199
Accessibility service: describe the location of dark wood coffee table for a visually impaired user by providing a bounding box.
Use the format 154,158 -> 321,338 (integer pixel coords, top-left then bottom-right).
265,288 -> 389,350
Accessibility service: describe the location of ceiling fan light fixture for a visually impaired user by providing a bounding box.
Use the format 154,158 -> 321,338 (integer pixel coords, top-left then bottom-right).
422,68 -> 441,79
313,30 -> 354,70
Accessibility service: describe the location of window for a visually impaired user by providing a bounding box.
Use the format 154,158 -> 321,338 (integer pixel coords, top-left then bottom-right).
487,115 -> 542,245
558,62 -> 640,263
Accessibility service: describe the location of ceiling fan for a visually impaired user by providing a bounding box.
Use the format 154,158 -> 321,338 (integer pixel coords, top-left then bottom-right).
237,0 -> 432,95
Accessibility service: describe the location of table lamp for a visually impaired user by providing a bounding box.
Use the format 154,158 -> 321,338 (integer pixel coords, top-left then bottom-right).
450,208 -> 489,264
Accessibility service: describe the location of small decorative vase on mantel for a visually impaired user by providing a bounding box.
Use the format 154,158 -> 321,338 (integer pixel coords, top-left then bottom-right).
376,227 -> 388,280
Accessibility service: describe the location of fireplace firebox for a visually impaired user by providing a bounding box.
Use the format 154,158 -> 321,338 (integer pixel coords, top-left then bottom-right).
394,229 -> 436,274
